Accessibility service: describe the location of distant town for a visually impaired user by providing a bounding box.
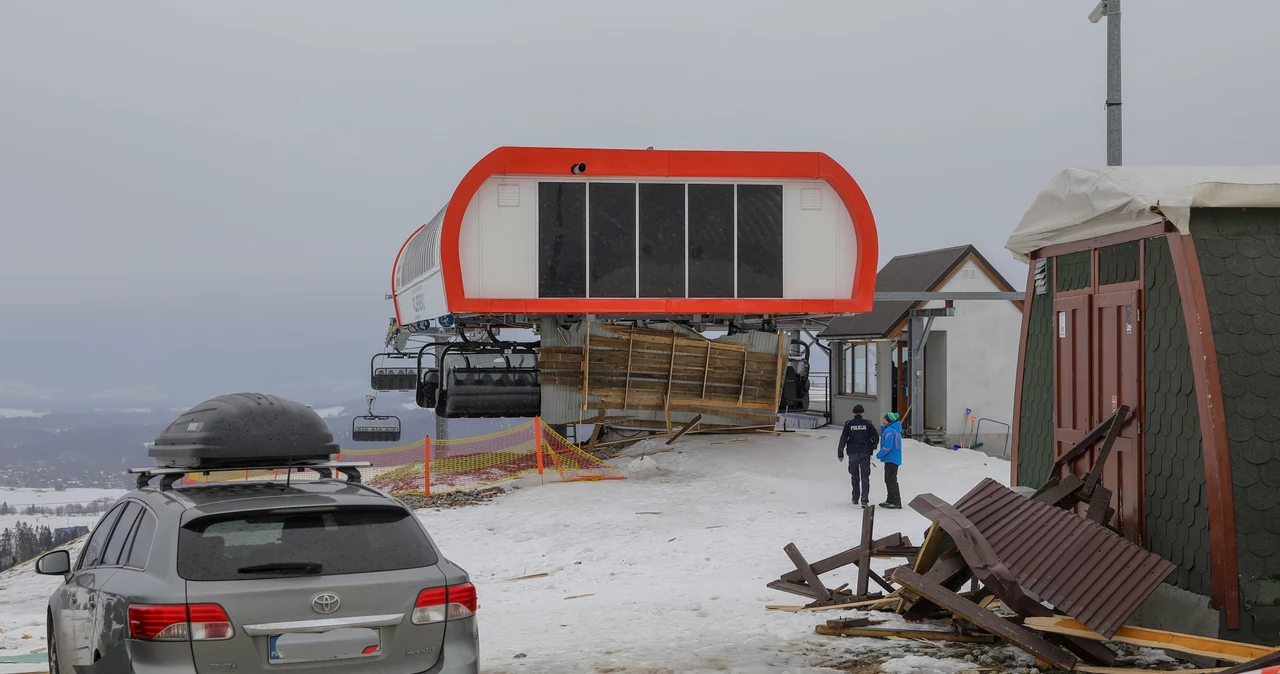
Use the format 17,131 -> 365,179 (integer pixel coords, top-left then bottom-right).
0,462 -> 132,490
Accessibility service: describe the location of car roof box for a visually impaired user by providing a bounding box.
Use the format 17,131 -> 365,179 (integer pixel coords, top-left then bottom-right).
149,393 -> 340,469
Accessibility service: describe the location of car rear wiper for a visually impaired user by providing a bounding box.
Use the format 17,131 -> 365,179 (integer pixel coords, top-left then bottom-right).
236,562 -> 323,574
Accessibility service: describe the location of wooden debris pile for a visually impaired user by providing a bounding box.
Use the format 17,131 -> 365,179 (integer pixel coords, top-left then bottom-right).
767,407 -> 1276,672
537,324 -> 788,427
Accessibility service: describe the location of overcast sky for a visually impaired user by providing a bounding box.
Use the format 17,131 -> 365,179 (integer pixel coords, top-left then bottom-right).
3,0 -> 1279,407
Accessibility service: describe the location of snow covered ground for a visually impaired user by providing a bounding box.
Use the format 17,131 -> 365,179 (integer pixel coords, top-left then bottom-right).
0,432 -> 1015,673
419,432 -> 1010,673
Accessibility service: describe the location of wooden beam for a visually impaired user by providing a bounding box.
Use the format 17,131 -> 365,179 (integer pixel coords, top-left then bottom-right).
1022,616 -> 1274,665
665,414 -> 703,445
815,622 -> 996,643
623,333 -> 634,410
784,543 -> 831,602
891,566 -> 1078,671
1084,405 -> 1129,495
1167,231 -> 1240,629
779,534 -> 906,582
857,505 -> 876,597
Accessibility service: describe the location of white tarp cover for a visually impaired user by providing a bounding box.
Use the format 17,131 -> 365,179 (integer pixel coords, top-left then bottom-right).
1005,166 -> 1280,260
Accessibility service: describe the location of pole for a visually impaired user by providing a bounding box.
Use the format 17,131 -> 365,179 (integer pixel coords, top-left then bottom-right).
423,436 -> 431,497
1105,0 -> 1122,166
534,417 -> 545,485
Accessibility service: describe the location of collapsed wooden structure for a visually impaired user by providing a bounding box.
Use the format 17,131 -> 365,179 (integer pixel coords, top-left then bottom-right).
764,412 -> 1231,671
538,323 -> 789,429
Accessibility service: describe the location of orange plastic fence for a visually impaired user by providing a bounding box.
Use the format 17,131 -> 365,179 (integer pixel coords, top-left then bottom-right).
181,417 -> 624,496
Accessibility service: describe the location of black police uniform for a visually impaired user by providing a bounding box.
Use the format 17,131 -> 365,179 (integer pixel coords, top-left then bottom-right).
837,413 -> 880,505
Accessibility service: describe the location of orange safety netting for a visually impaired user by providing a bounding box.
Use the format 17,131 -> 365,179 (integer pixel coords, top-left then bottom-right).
180,418 -> 623,496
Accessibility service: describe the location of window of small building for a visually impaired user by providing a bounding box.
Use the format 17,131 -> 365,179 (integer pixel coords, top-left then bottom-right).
839,342 -> 878,396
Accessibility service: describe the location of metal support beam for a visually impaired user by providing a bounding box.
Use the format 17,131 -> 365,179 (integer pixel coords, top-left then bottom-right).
874,292 -> 1023,301
907,312 -> 936,438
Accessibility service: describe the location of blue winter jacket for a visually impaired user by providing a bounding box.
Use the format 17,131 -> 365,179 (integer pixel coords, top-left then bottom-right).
876,420 -> 903,465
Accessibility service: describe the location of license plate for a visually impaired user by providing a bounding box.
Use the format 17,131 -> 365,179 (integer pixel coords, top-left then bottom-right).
268,628 -> 381,664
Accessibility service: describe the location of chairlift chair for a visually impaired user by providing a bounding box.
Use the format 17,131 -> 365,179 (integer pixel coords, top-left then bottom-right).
434,340 -> 541,419
780,339 -> 812,413
370,352 -> 420,391
351,395 -> 403,443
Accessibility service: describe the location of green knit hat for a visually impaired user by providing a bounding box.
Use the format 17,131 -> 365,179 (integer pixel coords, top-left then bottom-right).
884,412 -> 900,423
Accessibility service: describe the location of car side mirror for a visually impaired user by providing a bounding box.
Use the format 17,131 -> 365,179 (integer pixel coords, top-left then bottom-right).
36,550 -> 70,576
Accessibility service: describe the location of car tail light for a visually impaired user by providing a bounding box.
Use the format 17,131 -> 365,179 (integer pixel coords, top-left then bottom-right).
411,583 -> 477,624
128,604 -> 234,641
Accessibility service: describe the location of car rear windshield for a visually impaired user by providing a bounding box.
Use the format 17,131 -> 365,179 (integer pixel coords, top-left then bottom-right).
177,506 -> 437,581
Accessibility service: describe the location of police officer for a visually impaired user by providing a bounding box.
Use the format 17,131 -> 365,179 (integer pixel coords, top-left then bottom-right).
837,404 -> 880,507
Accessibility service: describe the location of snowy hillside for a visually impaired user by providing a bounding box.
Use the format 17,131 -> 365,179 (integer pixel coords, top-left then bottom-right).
0,432 -> 1011,673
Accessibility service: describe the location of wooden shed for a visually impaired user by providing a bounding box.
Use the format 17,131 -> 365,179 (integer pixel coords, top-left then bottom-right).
1007,166 -> 1280,644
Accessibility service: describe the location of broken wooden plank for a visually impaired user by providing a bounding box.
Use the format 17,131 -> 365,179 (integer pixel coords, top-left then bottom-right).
507,572 -> 550,582
816,621 -> 997,643
782,543 -> 831,602
891,566 -> 1078,671
1076,668 -> 1225,674
665,414 -> 703,445
857,505 -> 876,597
1214,649 -> 1280,674
1022,616 -> 1275,665
778,533 -> 905,582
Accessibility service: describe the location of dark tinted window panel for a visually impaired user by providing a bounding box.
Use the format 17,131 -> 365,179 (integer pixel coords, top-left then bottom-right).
638,183 -> 686,298
736,184 -> 784,298
538,182 -> 587,298
1099,241 -> 1140,285
77,503 -> 125,570
102,502 -> 143,566
177,506 -> 438,581
126,512 -> 157,569
588,182 -> 637,297
687,184 -> 735,298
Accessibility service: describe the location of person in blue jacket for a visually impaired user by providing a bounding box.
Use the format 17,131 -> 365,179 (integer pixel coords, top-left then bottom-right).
837,404 -> 879,507
876,412 -> 903,509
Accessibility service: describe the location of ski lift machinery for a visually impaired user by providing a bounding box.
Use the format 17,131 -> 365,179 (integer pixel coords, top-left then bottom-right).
351,394 -> 402,443
414,328 -> 540,419
384,146 -> 884,423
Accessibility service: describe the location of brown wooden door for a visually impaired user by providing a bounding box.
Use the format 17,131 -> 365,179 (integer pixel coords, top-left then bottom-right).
1053,294 -> 1093,482
1093,290 -> 1144,544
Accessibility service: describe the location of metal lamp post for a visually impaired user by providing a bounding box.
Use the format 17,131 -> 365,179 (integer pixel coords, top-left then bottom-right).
1089,0 -> 1122,166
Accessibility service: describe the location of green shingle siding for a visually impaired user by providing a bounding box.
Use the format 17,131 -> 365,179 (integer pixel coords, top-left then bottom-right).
1018,263 -> 1054,487
1143,236 -> 1211,598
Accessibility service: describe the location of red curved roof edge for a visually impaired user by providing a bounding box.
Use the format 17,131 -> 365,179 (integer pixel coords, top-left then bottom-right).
395,146 -> 878,323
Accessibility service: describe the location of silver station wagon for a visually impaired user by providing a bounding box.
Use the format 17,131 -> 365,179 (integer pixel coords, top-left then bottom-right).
35,392 -> 480,674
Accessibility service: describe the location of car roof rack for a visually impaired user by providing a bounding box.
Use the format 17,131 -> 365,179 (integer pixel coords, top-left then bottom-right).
128,460 -> 373,491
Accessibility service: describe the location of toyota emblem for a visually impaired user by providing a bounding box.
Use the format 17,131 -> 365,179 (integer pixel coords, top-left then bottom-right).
312,593 -> 341,614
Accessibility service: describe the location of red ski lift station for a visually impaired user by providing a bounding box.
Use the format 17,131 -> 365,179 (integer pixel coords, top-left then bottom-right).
367,147 -> 880,435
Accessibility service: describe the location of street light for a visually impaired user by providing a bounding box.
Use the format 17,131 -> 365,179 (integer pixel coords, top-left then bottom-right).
1088,0 -> 1122,165
1088,0 -> 1106,24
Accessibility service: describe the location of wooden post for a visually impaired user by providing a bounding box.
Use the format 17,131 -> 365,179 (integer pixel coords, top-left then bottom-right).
857,505 -> 876,597
534,416 -> 545,484
423,436 -> 431,497
623,334 -> 634,410
582,329 -> 591,411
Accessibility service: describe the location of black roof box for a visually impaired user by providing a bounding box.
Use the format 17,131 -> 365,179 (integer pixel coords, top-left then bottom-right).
149,393 -> 340,469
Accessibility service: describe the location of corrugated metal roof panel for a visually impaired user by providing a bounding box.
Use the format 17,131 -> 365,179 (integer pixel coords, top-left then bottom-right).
953,478 -> 1175,639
